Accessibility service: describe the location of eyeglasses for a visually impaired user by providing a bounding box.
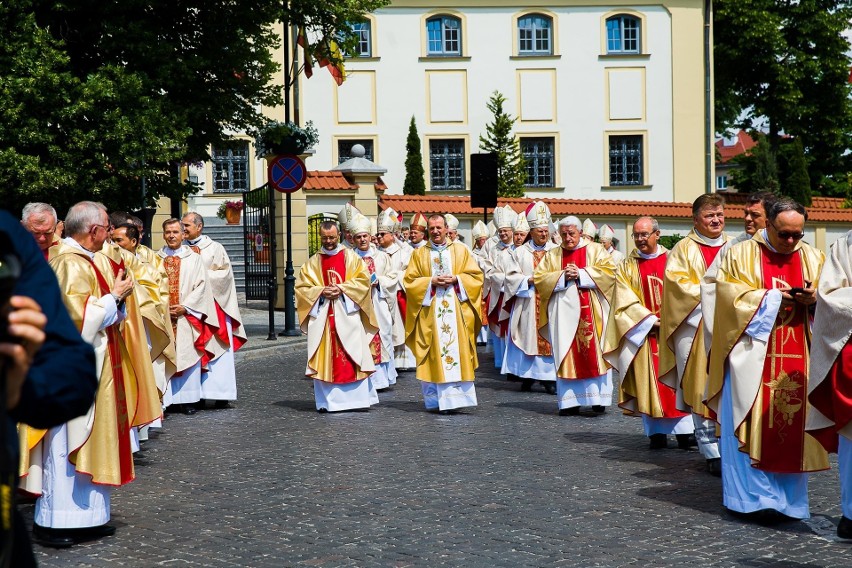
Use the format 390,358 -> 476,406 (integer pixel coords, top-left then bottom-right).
631,231 -> 658,239
769,221 -> 805,241
90,223 -> 112,233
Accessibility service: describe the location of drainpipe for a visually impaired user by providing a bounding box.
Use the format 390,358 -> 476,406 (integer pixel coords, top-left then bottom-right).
704,0 -> 713,194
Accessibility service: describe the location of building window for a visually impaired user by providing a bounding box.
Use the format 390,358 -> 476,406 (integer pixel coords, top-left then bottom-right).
716,175 -> 729,191
338,140 -> 374,163
430,139 -> 465,190
518,14 -> 552,55
520,137 -> 555,187
606,15 -> 641,54
212,142 -> 249,193
608,135 -> 644,186
427,16 -> 461,56
351,21 -> 371,57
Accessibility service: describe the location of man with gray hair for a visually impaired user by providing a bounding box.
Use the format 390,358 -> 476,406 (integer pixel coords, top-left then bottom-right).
182,211 -> 246,409
534,215 -> 616,416
21,201 -> 139,546
21,202 -> 60,260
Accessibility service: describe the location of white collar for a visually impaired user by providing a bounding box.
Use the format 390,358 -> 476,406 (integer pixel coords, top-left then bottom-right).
63,237 -> 96,259
637,245 -> 664,259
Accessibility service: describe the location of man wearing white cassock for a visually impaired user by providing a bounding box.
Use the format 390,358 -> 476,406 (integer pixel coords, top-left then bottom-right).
182,212 -> 246,408
534,216 -> 616,415
351,215 -> 397,390
501,201 -> 558,393
807,229 -> 852,539
378,208 -> 413,372
471,220 -> 490,346
483,205 -> 517,371
296,221 -> 379,412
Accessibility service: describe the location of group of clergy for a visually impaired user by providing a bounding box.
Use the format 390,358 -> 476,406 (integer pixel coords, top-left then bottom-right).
16,201 -> 246,548
298,193 -> 852,539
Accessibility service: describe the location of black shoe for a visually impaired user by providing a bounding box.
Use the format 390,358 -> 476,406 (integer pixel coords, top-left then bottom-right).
542,382 -> 556,395
520,379 -> 534,392
649,434 -> 668,450
676,434 -> 697,450
559,407 -> 580,416
70,524 -> 116,542
838,516 -> 852,539
506,374 -> 521,382
592,405 -> 606,413
317,408 -> 328,413
182,404 -> 197,415
439,409 -> 453,415
32,525 -> 75,548
707,457 -> 722,477
213,400 -> 231,409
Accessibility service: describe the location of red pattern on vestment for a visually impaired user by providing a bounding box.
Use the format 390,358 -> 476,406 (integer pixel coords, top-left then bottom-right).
561,247 -> 601,379
322,252 -> 359,383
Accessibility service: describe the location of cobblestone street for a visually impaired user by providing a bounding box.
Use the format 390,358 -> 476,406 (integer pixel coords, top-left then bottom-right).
26,343 -> 852,567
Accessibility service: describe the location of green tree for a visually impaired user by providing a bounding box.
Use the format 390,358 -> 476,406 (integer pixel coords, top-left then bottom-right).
479,91 -> 526,198
403,117 -> 426,196
714,0 -> 852,196
731,134 -> 780,194
0,0 -> 387,215
779,138 -> 812,206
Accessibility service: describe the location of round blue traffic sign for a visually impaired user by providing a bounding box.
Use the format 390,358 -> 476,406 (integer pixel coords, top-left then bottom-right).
268,154 -> 307,193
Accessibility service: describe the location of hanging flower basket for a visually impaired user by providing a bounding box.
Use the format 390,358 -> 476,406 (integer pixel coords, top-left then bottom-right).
251,120 -> 319,158
217,200 -> 245,224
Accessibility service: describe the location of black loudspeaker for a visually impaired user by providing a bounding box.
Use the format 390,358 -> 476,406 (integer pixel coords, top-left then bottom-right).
470,153 -> 498,209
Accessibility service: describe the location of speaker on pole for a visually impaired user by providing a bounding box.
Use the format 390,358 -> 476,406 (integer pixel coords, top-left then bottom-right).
470,153 -> 498,209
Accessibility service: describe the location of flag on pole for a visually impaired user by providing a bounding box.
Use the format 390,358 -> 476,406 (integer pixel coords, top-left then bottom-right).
296,26 -> 313,79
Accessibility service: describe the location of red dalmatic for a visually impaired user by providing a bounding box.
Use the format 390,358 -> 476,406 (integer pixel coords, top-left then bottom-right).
561,247 -> 603,379
638,253 -> 686,418
322,251 -> 359,384
697,242 -> 724,270
757,247 -> 808,473
809,340 -> 852,453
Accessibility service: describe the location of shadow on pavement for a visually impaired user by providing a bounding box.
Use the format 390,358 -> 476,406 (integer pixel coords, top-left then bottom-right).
272,399 -> 317,412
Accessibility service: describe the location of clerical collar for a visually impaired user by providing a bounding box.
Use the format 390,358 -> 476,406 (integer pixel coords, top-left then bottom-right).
694,230 -> 725,247
529,241 -> 547,251
497,241 -> 511,249
759,229 -> 783,253
354,246 -> 372,258
186,236 -> 203,246
411,240 -> 426,248
163,245 -> 183,257
63,237 -> 96,259
320,244 -> 344,256
637,245 -> 663,259
430,241 -> 449,252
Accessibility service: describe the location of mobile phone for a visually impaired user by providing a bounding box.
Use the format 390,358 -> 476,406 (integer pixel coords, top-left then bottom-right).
786,287 -> 806,296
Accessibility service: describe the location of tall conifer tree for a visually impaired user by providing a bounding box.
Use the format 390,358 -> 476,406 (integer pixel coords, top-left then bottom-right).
403,116 -> 426,195
479,91 -> 526,198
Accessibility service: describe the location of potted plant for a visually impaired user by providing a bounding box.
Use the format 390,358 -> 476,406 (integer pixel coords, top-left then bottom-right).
217,200 -> 245,225
251,120 -> 319,158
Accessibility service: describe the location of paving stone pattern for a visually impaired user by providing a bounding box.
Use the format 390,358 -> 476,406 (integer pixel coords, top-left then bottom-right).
26,346 -> 852,567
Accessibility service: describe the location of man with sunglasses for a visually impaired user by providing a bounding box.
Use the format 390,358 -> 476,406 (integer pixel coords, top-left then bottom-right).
706,198 -> 827,522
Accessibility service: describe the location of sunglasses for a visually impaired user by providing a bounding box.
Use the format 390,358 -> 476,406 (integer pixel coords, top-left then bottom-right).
769,221 -> 805,241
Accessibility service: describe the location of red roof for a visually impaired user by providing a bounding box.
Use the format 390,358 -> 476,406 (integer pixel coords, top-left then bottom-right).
303,171 -> 357,191
380,194 -> 852,223
716,131 -> 757,164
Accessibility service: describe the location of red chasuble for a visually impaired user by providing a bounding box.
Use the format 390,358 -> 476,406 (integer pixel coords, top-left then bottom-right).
80,255 -> 134,485
638,253 -> 687,418
561,247 -> 606,379
362,255 -> 383,365
698,242 -> 723,270
757,247 -> 809,473
810,340 -> 852,453
531,249 -> 552,357
322,251 -> 359,384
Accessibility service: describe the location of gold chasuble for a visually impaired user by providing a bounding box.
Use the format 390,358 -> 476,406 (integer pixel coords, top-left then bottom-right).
658,230 -> 730,417
403,242 -> 483,383
706,233 -> 828,473
534,241 -> 615,380
20,242 -> 149,489
604,248 -> 688,419
296,247 -> 378,383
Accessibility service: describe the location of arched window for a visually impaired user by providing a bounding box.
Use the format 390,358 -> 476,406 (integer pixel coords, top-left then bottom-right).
518,14 -> 552,55
351,21 -> 372,57
426,16 -> 461,56
606,15 -> 641,54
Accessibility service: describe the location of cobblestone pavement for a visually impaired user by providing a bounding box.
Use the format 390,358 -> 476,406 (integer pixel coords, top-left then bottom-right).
25,343 -> 852,567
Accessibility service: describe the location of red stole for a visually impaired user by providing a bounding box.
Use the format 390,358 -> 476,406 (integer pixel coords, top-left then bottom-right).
362,254 -> 382,365
163,253 -> 213,372
757,246 -> 808,473
697,242 -> 723,269
78,254 -> 134,485
561,246 -> 604,379
809,340 -> 852,453
638,253 -> 686,418
531,248 -> 552,357
321,251 -> 359,384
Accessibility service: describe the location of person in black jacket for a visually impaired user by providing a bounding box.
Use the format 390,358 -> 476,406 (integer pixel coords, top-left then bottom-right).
1,209 -> 97,564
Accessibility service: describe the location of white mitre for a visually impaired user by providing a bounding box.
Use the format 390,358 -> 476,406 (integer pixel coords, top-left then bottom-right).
526,201 -> 552,229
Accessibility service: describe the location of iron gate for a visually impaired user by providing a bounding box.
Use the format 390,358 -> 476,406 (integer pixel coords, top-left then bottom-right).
242,185 -> 275,301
